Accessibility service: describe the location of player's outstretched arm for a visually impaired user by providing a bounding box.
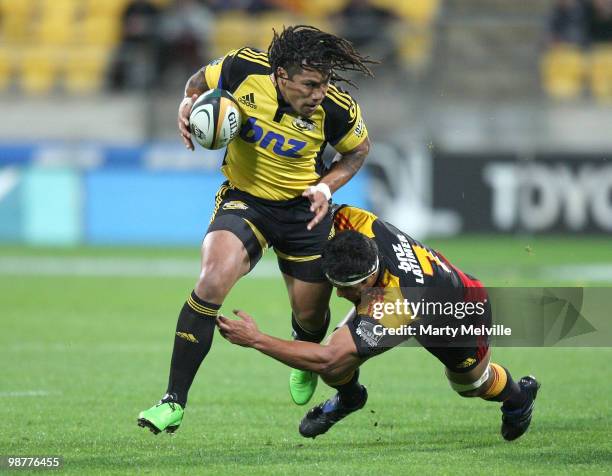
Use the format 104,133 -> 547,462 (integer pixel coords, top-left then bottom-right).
178,68 -> 211,151
217,310 -> 352,375
303,137 -> 370,230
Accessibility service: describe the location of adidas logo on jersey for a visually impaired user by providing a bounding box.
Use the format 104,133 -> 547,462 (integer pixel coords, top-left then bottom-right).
239,93 -> 257,109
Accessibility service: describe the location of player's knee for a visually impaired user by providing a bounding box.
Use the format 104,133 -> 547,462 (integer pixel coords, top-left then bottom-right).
447,365 -> 491,398
293,307 -> 327,330
195,263 -> 236,301
457,388 -> 482,398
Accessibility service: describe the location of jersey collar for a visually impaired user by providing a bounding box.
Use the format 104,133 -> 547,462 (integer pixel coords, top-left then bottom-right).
373,254 -> 387,287
273,83 -> 294,122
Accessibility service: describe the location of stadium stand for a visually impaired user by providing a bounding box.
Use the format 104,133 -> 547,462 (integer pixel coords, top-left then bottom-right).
541,44 -> 586,99
0,0 -> 439,95
253,11 -> 301,50
371,0 -> 439,25
299,0 -> 347,18
84,0 -> 131,17
64,47 -> 111,95
19,46 -> 59,95
590,44 -> 612,101
210,12 -> 253,58
432,0 -> 549,100
541,1 -> 612,102
0,0 -> 172,94
79,16 -> 122,47
0,46 -> 11,90
391,0 -> 441,69
0,0 -> 34,45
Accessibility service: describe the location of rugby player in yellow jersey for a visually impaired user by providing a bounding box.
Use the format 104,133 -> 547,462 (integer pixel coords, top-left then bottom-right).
218,205 -> 540,440
137,26 -> 376,434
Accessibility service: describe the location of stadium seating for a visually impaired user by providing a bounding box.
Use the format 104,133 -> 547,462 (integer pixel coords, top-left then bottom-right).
0,47 -> 12,91
0,0 -> 129,94
0,0 -> 35,18
0,0 -> 439,95
541,45 -> 585,99
211,13 -> 254,58
253,12 -> 300,51
83,0 -> 130,17
590,45 -> 612,102
398,28 -> 433,70
299,0 -> 347,18
78,16 -> 122,47
212,11 -> 328,58
63,47 -> 110,95
369,0 -> 439,70
0,0 -> 34,45
36,8 -> 78,47
19,47 -> 60,95
370,0 -> 439,25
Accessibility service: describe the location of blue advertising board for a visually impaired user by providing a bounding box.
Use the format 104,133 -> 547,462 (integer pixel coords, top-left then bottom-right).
0,143 -> 369,245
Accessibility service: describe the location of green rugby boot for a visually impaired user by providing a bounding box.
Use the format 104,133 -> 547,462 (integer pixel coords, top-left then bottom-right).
290,369 -> 318,405
138,394 -> 184,435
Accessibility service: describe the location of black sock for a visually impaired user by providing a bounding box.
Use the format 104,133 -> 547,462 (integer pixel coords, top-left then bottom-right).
503,378 -> 528,410
331,369 -> 364,408
483,364 -> 527,410
291,309 -> 330,343
166,291 -> 220,407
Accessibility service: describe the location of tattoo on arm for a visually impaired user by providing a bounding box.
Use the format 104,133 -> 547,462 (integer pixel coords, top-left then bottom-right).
184,68 -> 209,97
322,138 -> 370,193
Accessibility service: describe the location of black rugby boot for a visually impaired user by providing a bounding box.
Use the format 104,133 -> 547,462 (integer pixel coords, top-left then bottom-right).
299,385 -> 368,438
501,375 -> 540,441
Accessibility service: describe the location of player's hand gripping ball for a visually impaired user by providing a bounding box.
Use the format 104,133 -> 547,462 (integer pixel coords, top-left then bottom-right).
189,89 -> 242,150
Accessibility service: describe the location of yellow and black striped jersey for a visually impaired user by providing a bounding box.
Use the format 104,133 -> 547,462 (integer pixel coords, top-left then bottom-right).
203,47 -> 368,201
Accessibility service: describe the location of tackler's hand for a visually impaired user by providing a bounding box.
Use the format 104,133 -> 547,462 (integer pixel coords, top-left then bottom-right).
217,310 -> 260,347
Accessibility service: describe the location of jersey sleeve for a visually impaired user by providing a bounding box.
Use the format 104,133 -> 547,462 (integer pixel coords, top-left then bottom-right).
204,47 -> 270,93
203,50 -> 235,91
323,86 -> 368,154
333,205 -> 377,238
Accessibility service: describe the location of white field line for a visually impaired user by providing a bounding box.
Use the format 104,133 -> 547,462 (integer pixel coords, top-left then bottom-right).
0,390 -> 60,397
542,264 -> 612,283
2,256 -> 612,282
0,343 -> 168,353
0,256 -> 278,278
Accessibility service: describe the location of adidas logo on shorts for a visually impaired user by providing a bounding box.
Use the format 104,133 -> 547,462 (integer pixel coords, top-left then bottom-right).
223,200 -> 249,210
239,93 -> 257,109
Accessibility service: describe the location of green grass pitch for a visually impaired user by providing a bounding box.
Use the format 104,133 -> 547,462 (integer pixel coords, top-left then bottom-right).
1,236 -> 611,475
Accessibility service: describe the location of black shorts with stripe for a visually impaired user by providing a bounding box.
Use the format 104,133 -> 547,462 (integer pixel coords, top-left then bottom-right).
207,181 -> 334,282
347,299 -> 492,373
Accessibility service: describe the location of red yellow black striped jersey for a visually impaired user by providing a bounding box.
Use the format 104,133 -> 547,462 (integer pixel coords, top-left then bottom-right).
334,205 -> 467,327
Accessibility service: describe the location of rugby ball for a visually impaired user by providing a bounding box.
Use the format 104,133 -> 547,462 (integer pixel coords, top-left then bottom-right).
189,89 -> 242,150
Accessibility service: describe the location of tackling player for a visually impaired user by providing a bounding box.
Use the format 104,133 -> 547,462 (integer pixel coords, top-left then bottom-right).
138,26 -> 375,434
218,205 -> 541,440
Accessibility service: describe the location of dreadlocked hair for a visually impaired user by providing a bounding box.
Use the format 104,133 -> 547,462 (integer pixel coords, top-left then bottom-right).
268,25 -> 377,88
